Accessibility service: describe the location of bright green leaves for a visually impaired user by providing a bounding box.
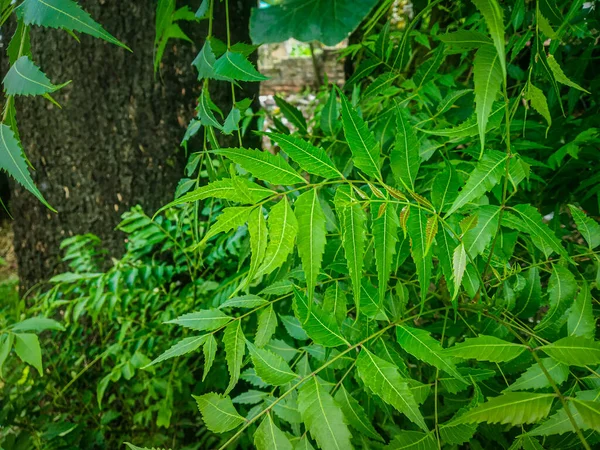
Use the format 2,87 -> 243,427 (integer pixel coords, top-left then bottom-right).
250,0 -> 379,46
214,148 -> 306,185
446,335 -> 527,363
547,55 -> 590,94
213,51 -> 269,83
146,335 -> 207,367
295,189 -> 327,302
274,96 -> 307,133
535,266 -> 577,337
473,45 -> 504,153
472,0 -> 506,76
321,88 -> 339,135
505,358 -> 569,392
407,207 -> 433,306
463,205 -> 502,258
166,309 -> 232,331
569,205 -> 600,249
254,414 -> 293,450
247,342 -> 297,386
390,110 -> 420,191
356,347 -> 428,431
194,393 -> 245,433
14,333 -> 43,376
334,385 -> 383,441
297,377 -> 353,450
396,325 -> 465,382
224,321 -> 246,394
339,91 -> 381,180
568,283 -> 595,339
255,305 -> 278,347
202,207 -> 253,244
17,0 -> 129,50
293,289 -> 348,347
154,0 -> 195,72
247,208 -> 268,285
4,56 -> 69,96
439,30 -> 491,53
540,336 -> 600,367
0,124 -> 53,210
525,82 -> 552,129
268,133 -> 340,179
372,199 -> 399,304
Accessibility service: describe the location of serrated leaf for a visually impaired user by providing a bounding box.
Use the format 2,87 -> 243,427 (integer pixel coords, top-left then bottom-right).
298,377 -> 353,450
295,189 -> 327,302
407,207 -> 433,306
360,279 -> 388,321
10,317 -> 64,332
4,56 -> 69,97
446,335 -> 526,362
452,243 -> 467,301
214,148 -> 306,185
390,109 -> 420,191
257,198 -> 298,277
540,336 -> 600,367
431,163 -> 460,213
451,392 -> 555,426
472,0 -> 506,75
356,347 -> 428,431
194,393 -> 245,433
334,385 -> 383,441
224,321 -> 246,394
202,206 -> 253,244
255,305 -> 278,347
247,208 -> 268,285
372,199 -> 399,305
254,414 -> 293,450
281,315 -> 308,340
547,54 -> 590,94
321,88 -> 338,134
293,288 -> 348,347
396,325 -> 465,382
529,390 -> 599,436
274,96 -> 307,133
463,205 -> 502,258
323,282 -> 347,326
192,40 -> 227,81
569,205 -> 600,249
219,294 -> 268,309
535,266 -> 577,337
525,82 -> 552,129
165,309 -> 232,331
514,267 -> 542,318
14,333 -> 42,376
386,431 -> 437,449
268,133 -> 340,179
568,282 -> 595,339
232,390 -> 269,405
247,341 -> 297,386
335,185 -> 366,316
17,0 -> 129,50
505,358 -> 569,392
213,51 -> 268,82
197,89 -> 222,130
447,150 -> 507,215
202,334 -> 217,382
474,45 -> 504,152
424,215 -> 438,256
294,436 -> 316,450
438,30 -> 492,54
339,91 -> 381,180
146,335 -> 208,367
573,399 -> 600,432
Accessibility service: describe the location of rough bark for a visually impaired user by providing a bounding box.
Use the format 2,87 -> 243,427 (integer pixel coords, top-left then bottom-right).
10,0 -> 259,291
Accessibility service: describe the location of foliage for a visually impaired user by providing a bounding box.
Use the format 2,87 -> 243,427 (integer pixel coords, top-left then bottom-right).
2,0 -> 600,449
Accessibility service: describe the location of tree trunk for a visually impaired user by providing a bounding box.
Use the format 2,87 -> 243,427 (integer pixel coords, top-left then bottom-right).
10,0 -> 259,292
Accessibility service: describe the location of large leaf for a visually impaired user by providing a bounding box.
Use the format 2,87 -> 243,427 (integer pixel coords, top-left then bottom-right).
339,91 -> 381,180
250,0 -> 379,46
431,163 -> 460,213
473,45 -> 504,152
569,205 -> 600,249
530,390 -> 599,436
463,205 -> 502,258
514,267 -> 542,318
334,385 -> 383,441
505,358 -> 569,392
386,431 -> 437,450
201,206 -> 253,244
146,335 -> 208,367
14,333 -> 43,376
255,305 -> 278,347
274,96 -> 307,133
213,148 -> 306,185
540,336 -> 600,367
390,110 -> 420,191
17,0 -> 128,50
10,317 -> 64,332
372,199 -> 399,305
323,282 -> 347,326
297,377 -> 353,450
321,88 -> 338,134
407,207 -> 433,306
356,347 -> 428,431
213,51 -> 268,82
257,198 -> 298,277
295,189 -> 327,302
568,282 -> 595,339
535,266 -> 577,337
396,325 -> 465,382
165,309 -> 232,331
254,414 -> 293,450
268,133 -> 340,179
194,393 -> 245,433
547,54 -> 590,94
472,0 -> 506,75
573,399 -> 600,432
446,335 -> 527,363
247,342 -> 297,386
247,208 -> 268,285
293,288 -> 348,347
224,321 -> 246,394
4,56 -> 69,96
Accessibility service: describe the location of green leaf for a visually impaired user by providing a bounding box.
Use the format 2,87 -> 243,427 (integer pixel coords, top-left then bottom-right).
14,333 -> 43,376
505,358 -> 569,392
10,317 -> 64,332
17,0 -> 129,50
514,267 -> 542,318
339,91 -> 381,180
472,0 -> 506,76
463,205 -> 502,258
224,321 -> 246,394
431,162 -> 460,213
257,198 -> 298,277
452,243 -> 467,301
547,55 -> 590,94
446,335 -> 527,362
0,124 -> 53,210
247,208 -> 268,285
4,56 -> 69,96
219,295 -> 268,309
372,199 -> 399,305
573,399 -> 600,432
166,309 -> 232,331
535,266 -> 577,337
569,205 -> 600,249
202,335 -> 217,382
192,41 -> 227,81
386,431 -> 437,449
321,88 -> 338,134
525,82 -> 552,129
323,283 -> 347,326
146,335 -> 208,367
438,30 -> 492,54
295,189 -> 327,302
334,185 -> 366,316
529,390 -> 598,436
568,282 -> 595,339
540,336 -> 600,367
213,51 -> 268,82
255,305 -> 278,347
280,315 -> 309,340
249,0 -> 379,46
254,414 -> 293,450
268,133 -> 340,179
193,393 -> 245,433
473,45 -> 504,152
334,385 -> 383,442
274,96 -> 307,133
390,109 -> 420,191
297,377 -> 353,450
435,228 -> 459,302
447,150 -> 507,215
360,279 -> 388,321
356,347 -> 428,431
247,342 -> 297,386
407,207 -> 433,306
0,334 -> 15,375
294,436 -> 316,450
202,206 -> 253,244
197,89 -> 222,130
451,392 -> 555,426
396,325 -> 466,382
293,288 -> 348,347
216,148 -> 305,186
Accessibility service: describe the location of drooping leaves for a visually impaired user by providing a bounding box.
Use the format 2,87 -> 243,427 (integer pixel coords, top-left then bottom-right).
4,56 -> 69,96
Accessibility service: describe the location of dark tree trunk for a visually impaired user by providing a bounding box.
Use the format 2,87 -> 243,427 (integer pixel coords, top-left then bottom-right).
10,0 -> 259,291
